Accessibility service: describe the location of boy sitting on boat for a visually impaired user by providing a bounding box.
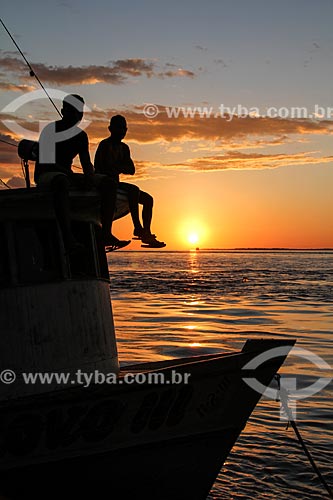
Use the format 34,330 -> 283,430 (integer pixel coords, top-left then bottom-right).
34,94 -> 130,252
94,115 -> 166,248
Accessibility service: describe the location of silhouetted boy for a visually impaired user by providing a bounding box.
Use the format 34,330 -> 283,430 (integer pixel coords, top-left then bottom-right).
94,115 -> 165,248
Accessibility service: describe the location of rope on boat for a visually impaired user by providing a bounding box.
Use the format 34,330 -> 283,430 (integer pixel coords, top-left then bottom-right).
275,374 -> 333,499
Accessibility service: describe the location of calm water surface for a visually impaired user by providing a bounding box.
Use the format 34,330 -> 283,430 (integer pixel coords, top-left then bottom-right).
107,251 -> 333,500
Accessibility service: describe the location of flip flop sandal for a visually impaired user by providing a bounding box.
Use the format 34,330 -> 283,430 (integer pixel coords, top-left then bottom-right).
141,240 -> 166,248
105,238 -> 131,252
133,230 -> 156,241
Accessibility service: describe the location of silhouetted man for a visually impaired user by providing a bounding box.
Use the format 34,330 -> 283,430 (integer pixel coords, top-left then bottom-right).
35,95 -> 130,252
94,114 -> 165,248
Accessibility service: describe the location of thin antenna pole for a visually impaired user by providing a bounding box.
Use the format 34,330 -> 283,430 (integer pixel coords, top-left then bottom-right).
0,17 -> 62,118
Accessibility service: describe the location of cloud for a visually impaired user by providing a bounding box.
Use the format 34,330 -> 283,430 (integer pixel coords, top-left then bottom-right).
0,81 -> 36,92
0,164 -> 24,184
168,151 -> 333,172
6,175 -> 26,188
158,68 -> 195,78
0,131 -> 22,181
0,132 -> 19,164
1,103 -> 333,180
190,136 -> 292,153
110,106 -> 333,144
4,98 -> 331,147
0,53 -> 196,86
214,59 -> 228,67
127,160 -> 160,180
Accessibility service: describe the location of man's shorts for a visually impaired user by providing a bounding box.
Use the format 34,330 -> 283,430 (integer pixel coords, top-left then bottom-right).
36,172 -> 109,190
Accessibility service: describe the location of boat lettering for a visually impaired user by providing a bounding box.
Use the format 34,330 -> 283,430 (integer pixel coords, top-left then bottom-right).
0,399 -> 124,457
131,386 -> 193,433
196,376 -> 231,418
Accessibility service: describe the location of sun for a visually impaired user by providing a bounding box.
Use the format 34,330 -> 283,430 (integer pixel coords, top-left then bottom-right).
188,232 -> 199,245
178,218 -> 208,248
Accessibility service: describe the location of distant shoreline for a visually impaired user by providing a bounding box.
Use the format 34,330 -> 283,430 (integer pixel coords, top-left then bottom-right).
205,247 -> 333,251
118,248 -> 333,253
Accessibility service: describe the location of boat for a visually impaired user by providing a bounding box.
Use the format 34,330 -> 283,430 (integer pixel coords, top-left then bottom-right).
0,155 -> 295,499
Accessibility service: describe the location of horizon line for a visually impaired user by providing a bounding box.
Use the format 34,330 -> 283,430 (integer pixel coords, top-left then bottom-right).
120,247 -> 333,252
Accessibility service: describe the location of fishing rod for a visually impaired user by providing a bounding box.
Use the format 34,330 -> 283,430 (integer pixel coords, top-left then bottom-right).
0,19 -> 85,187
0,18 -> 63,189
0,17 -> 62,117
0,138 -> 18,148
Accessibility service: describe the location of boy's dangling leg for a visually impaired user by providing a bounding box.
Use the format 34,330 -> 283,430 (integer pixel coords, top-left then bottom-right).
98,176 -> 130,249
120,183 -> 143,236
140,190 -> 153,235
138,190 -> 166,248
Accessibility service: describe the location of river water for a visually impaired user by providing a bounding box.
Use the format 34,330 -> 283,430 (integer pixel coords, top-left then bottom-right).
107,250 -> 333,500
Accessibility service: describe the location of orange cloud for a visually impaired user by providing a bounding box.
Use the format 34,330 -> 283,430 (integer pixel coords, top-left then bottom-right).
125,106 -> 333,143
0,132 -> 18,163
6,175 -> 26,188
2,105 -> 333,180
0,81 -> 36,92
3,102 -> 332,145
0,54 -> 196,86
167,151 -> 333,172
158,64 -> 195,78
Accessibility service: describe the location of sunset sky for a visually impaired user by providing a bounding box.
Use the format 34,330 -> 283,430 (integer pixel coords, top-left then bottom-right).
1,0 -> 333,250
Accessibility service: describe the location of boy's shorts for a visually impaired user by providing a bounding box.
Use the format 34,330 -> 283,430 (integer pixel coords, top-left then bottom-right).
36,172 -> 109,190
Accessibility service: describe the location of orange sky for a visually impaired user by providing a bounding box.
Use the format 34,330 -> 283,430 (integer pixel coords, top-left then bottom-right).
1,2 -> 333,249
1,105 -> 332,250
